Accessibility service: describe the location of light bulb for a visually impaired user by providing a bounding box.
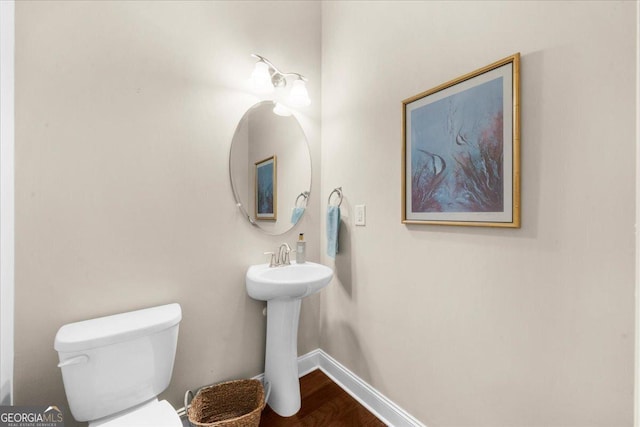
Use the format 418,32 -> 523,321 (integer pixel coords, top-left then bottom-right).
250,61 -> 274,94
273,103 -> 292,117
289,79 -> 311,107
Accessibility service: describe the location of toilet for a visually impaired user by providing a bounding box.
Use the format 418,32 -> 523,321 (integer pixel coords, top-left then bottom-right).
54,303 -> 183,426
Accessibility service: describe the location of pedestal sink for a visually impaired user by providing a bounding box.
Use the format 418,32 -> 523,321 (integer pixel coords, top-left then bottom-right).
246,261 -> 333,416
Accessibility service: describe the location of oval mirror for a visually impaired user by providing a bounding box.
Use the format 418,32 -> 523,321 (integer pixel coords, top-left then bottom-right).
229,101 -> 311,235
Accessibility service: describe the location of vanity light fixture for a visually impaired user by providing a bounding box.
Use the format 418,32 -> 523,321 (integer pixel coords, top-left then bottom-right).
249,54 -> 311,108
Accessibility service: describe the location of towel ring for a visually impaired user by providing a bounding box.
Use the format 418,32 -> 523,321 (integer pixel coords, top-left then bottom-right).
295,191 -> 309,208
328,187 -> 343,207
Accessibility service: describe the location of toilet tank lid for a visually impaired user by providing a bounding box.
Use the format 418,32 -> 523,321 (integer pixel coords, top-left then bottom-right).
54,303 -> 182,353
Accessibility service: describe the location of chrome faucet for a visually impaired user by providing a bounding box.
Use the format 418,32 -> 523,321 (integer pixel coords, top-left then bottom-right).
278,243 -> 292,266
264,243 -> 292,267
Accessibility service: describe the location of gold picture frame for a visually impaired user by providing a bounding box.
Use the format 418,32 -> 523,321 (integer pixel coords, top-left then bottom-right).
402,53 -> 520,228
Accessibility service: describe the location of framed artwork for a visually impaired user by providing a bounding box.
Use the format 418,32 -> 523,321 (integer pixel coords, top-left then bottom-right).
402,53 -> 520,228
255,155 -> 277,221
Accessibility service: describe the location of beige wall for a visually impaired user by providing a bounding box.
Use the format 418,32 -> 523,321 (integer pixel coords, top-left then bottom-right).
14,1 -> 321,425
320,1 -> 636,426
13,1 -> 638,426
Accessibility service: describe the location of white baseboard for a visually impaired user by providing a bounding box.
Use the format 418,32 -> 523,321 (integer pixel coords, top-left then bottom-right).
297,348 -> 321,377
185,349 -> 425,427
303,349 -> 426,427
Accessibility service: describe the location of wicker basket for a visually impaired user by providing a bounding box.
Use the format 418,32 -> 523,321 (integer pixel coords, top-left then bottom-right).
187,379 -> 265,427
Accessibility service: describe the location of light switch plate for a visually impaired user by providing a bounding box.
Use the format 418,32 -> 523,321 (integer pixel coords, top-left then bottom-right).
355,204 -> 366,226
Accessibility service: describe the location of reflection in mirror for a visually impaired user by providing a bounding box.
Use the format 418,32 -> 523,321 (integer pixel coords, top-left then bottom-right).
229,101 -> 311,235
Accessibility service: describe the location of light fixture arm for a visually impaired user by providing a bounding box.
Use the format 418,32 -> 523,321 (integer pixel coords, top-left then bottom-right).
251,54 -> 308,88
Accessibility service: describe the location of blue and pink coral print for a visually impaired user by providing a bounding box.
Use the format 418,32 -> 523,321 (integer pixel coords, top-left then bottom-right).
411,77 -> 504,213
257,161 -> 274,215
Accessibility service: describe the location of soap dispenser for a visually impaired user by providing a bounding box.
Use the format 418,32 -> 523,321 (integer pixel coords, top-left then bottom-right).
296,233 -> 306,264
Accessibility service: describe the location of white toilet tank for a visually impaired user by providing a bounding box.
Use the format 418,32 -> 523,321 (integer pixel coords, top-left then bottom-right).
54,303 -> 182,422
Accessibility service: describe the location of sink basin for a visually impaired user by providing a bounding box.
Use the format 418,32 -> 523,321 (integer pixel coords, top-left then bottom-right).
246,261 -> 333,301
246,260 -> 333,417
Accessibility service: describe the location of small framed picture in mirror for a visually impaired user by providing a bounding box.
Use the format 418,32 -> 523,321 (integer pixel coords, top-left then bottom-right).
255,155 -> 277,221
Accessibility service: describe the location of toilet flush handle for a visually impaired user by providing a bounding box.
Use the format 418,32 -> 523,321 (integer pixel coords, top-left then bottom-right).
57,354 -> 89,368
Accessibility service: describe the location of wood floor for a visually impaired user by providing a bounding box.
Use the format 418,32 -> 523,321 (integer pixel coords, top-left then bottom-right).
259,370 -> 386,427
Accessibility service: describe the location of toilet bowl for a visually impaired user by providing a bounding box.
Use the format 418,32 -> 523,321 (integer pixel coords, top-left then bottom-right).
89,398 -> 180,427
54,303 -> 183,427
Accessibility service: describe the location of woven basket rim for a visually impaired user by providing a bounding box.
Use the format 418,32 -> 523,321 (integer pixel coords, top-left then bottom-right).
196,378 -> 262,392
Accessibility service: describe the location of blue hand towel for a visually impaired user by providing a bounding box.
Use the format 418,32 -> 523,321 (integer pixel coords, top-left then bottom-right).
327,205 -> 340,258
291,207 -> 305,225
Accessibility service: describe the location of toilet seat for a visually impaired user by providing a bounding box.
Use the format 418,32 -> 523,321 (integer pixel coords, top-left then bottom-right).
89,399 -> 182,427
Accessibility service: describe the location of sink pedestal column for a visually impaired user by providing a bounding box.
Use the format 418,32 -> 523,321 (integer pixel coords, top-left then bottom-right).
264,298 -> 302,417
